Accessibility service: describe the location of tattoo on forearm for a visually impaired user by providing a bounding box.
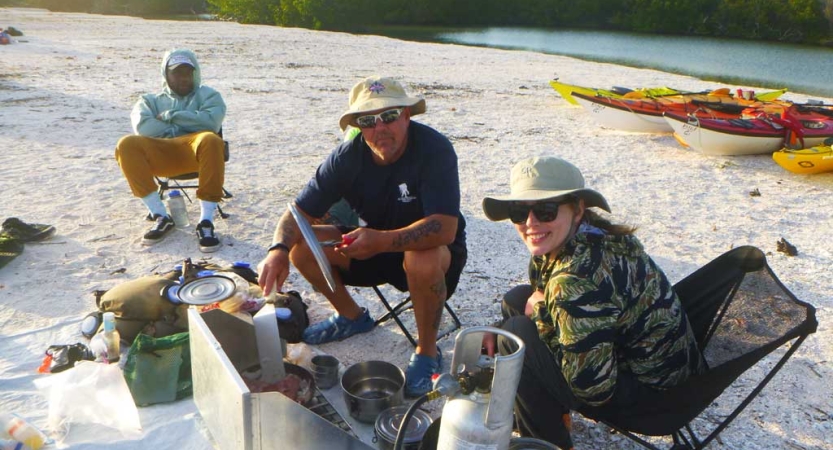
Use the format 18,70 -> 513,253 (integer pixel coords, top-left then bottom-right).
431,280 -> 447,331
393,219 -> 442,249
275,211 -> 298,246
279,229 -> 296,245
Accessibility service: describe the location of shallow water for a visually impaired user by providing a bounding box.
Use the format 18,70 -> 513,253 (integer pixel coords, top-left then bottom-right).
367,26 -> 833,98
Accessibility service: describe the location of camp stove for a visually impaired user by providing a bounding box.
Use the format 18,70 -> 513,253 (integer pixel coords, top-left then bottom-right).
305,389 -> 357,437
188,308 -> 373,450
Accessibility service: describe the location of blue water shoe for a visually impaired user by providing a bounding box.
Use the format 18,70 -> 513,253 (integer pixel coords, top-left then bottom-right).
404,351 -> 443,397
302,307 -> 375,345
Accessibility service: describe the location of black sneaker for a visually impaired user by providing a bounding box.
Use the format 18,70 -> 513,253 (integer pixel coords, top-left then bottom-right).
1,217 -> 56,242
195,220 -> 221,253
0,234 -> 25,269
142,214 -> 174,245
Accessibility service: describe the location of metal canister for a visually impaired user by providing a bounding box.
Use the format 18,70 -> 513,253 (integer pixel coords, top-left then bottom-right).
436,326 -> 526,450
375,405 -> 433,450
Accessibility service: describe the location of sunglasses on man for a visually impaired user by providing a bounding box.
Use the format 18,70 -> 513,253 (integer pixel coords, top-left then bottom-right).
355,107 -> 405,129
507,201 -> 564,224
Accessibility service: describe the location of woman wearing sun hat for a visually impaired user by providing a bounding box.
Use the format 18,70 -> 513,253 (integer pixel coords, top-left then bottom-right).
481,156 -> 703,449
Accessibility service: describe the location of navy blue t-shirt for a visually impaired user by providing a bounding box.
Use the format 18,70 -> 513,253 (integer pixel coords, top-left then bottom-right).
296,121 -> 466,247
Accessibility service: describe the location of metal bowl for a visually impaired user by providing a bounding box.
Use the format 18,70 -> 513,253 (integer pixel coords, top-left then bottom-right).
341,360 -> 404,423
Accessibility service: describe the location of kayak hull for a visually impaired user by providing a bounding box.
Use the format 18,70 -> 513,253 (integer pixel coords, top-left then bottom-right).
573,93 -> 671,133
570,90 -> 786,134
773,146 -> 833,174
665,112 -> 833,156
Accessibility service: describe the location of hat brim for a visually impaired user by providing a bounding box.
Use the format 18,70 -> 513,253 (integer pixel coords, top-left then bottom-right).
339,97 -> 426,131
167,62 -> 194,70
482,188 -> 611,221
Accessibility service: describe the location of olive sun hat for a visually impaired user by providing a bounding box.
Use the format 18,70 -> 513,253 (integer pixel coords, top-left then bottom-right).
482,156 -> 611,221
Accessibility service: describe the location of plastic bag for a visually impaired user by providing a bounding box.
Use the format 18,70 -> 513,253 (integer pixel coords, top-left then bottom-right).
32,361 -> 141,442
123,332 -> 191,406
285,342 -> 313,370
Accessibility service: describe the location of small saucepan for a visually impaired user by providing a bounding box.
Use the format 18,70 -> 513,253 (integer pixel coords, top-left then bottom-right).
375,405 -> 433,450
341,360 -> 404,423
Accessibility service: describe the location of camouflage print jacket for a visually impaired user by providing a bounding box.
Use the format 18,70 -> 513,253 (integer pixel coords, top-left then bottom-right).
529,227 -> 703,407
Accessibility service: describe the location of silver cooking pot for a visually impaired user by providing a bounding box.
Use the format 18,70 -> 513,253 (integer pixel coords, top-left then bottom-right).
374,405 -> 432,450
341,360 -> 404,423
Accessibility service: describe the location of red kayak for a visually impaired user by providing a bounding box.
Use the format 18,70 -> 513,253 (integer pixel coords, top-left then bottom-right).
572,90 -> 775,134
664,105 -> 833,156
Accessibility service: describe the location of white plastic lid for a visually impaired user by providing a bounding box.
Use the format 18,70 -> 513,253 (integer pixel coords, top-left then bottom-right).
103,312 -> 116,331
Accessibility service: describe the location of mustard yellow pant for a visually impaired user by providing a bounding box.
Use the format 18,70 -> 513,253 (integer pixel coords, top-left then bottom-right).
114,132 -> 225,202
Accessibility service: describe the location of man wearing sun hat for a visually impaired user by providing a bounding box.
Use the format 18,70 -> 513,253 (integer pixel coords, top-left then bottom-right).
480,156 -> 703,449
115,48 -> 226,252
258,75 -> 467,397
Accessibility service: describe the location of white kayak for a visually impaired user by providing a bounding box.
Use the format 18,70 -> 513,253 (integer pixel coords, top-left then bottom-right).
664,112 -> 832,156
573,93 -> 672,133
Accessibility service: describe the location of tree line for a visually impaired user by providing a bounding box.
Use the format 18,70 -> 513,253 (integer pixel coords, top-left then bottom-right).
5,0 -> 833,45
0,0 -> 206,17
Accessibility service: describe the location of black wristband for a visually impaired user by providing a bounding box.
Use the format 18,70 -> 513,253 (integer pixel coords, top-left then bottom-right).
267,242 -> 290,254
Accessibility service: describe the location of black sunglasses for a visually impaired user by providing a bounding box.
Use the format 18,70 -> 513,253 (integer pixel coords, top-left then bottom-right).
507,201 -> 563,224
355,107 -> 405,129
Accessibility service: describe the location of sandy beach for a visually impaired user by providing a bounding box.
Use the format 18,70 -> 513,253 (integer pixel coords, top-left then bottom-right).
0,8 -> 831,449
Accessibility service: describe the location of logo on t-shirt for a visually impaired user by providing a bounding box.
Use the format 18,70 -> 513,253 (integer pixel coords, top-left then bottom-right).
397,183 -> 416,203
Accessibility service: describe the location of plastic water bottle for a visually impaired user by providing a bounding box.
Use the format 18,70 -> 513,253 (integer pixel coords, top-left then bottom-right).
101,312 -> 121,363
0,413 -> 46,449
0,439 -> 27,450
167,190 -> 189,228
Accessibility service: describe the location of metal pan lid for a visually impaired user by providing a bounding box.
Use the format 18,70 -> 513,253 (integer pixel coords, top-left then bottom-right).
177,275 -> 236,305
288,202 -> 337,293
375,405 -> 433,445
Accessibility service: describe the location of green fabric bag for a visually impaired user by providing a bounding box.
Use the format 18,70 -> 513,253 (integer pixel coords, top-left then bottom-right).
123,332 -> 192,406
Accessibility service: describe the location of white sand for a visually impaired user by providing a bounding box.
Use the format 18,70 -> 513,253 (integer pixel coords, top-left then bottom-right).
0,8 -> 831,450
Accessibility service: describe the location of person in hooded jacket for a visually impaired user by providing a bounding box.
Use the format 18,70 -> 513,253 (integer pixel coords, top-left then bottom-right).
481,156 -> 704,450
115,48 -> 226,252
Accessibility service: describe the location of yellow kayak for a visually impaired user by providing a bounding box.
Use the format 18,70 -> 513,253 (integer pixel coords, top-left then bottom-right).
549,79 -> 627,105
549,79 -> 787,106
772,146 -> 833,174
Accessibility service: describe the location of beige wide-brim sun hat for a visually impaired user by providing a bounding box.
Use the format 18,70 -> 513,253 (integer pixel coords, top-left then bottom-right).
338,76 -> 426,130
482,156 -> 611,221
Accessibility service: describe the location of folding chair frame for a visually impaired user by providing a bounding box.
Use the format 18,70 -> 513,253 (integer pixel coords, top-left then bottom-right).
156,140 -> 232,219
371,286 -> 462,348
603,331 -> 812,450
596,246 -> 817,450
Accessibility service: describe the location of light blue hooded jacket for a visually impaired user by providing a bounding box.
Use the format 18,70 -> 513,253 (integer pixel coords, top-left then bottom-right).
130,49 -> 226,138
